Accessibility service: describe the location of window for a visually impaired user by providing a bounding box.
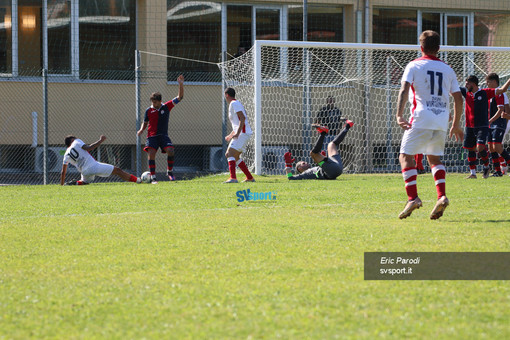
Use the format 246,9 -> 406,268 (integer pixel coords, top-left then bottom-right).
227,5 -> 251,58
79,0 -> 136,80
1,0 -> 136,80
474,12 -> 510,46
288,5 -> 343,42
373,8 -> 417,44
0,1 -> 12,74
48,0 -> 71,74
167,0 -> 221,82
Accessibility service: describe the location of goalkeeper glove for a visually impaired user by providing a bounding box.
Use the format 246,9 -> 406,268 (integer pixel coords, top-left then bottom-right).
284,151 -> 295,168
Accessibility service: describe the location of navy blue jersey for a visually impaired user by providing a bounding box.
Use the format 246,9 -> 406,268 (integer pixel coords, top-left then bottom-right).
144,99 -> 178,137
460,87 -> 495,128
489,94 -> 508,130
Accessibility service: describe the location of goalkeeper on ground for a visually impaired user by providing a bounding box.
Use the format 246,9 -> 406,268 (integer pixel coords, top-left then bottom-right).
284,120 -> 353,180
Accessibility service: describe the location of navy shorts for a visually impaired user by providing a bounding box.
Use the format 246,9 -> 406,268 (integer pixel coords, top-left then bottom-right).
144,135 -> 174,153
322,154 -> 343,179
463,127 -> 488,149
489,127 -> 506,144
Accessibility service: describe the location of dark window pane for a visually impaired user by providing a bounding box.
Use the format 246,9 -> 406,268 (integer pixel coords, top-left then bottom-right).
227,5 -> 251,59
79,0 -> 136,80
475,13 -> 510,46
289,5 -> 344,42
48,0 -> 70,74
167,0 -> 221,82
0,1 -> 12,74
373,8 -> 417,44
18,0 -> 42,77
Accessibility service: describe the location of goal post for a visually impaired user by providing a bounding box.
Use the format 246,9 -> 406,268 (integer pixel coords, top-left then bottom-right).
219,40 -> 510,175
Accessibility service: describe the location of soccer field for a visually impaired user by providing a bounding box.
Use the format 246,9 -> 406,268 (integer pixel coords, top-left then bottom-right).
1,174 -> 509,339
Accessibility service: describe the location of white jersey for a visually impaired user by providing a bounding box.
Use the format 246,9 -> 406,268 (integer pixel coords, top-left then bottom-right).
402,55 -> 460,132
62,139 -> 97,173
229,100 -> 253,135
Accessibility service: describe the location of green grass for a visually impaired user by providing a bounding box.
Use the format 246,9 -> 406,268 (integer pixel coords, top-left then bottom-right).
1,174 -> 510,339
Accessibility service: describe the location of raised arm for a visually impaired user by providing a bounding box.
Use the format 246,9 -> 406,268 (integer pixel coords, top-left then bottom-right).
176,75 -> 184,101
496,77 -> 510,96
82,135 -> 106,152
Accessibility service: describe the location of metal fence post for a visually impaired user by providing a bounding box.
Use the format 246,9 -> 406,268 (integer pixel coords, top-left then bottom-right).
135,50 -> 141,176
43,68 -> 48,185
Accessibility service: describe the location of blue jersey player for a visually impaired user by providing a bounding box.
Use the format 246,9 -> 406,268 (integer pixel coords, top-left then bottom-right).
137,75 -> 184,183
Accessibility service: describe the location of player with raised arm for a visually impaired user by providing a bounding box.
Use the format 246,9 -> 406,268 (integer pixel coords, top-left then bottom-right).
284,120 -> 353,180
60,135 -> 141,185
137,75 -> 184,184
396,30 -> 464,220
486,73 -> 510,176
223,87 -> 255,183
460,74 -> 510,179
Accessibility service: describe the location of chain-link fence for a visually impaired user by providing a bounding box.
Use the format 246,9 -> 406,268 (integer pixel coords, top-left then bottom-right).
0,66 -> 226,185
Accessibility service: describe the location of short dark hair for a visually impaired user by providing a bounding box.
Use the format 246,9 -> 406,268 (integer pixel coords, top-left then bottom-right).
64,135 -> 76,147
150,92 -> 162,101
419,30 -> 440,55
466,75 -> 479,86
486,73 -> 500,86
224,87 -> 236,98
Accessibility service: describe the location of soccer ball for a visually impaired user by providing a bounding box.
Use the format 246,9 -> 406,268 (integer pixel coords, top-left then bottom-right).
140,171 -> 151,183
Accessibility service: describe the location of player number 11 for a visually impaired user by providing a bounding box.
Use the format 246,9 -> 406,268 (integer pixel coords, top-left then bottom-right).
427,70 -> 443,96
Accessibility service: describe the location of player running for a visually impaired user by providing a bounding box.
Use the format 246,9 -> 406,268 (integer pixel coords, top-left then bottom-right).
60,135 -> 141,185
284,120 -> 353,180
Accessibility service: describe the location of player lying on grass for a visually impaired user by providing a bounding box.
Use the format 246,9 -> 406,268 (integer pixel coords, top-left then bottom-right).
60,135 -> 141,186
284,120 -> 353,180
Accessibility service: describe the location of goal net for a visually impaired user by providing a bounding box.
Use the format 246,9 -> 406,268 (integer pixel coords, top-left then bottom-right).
218,40 -> 510,175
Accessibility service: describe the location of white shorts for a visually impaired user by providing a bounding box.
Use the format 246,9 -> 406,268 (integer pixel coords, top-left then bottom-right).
228,133 -> 252,153
81,162 -> 114,183
400,128 -> 447,156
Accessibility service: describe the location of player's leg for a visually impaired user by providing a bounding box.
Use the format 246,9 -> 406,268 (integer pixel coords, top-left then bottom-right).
225,146 -> 241,183
489,135 -> 503,176
492,130 -> 509,176
309,124 -> 330,164
476,128 -> 490,179
327,119 -> 353,156
236,157 -> 255,182
111,166 -> 141,183
427,155 -> 449,220
398,128 -> 425,219
463,128 -> 477,178
317,120 -> 352,178
144,137 -> 159,183
162,135 -> 176,181
226,134 -> 254,182
65,173 -> 91,185
147,148 -> 157,183
426,130 -> 449,220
